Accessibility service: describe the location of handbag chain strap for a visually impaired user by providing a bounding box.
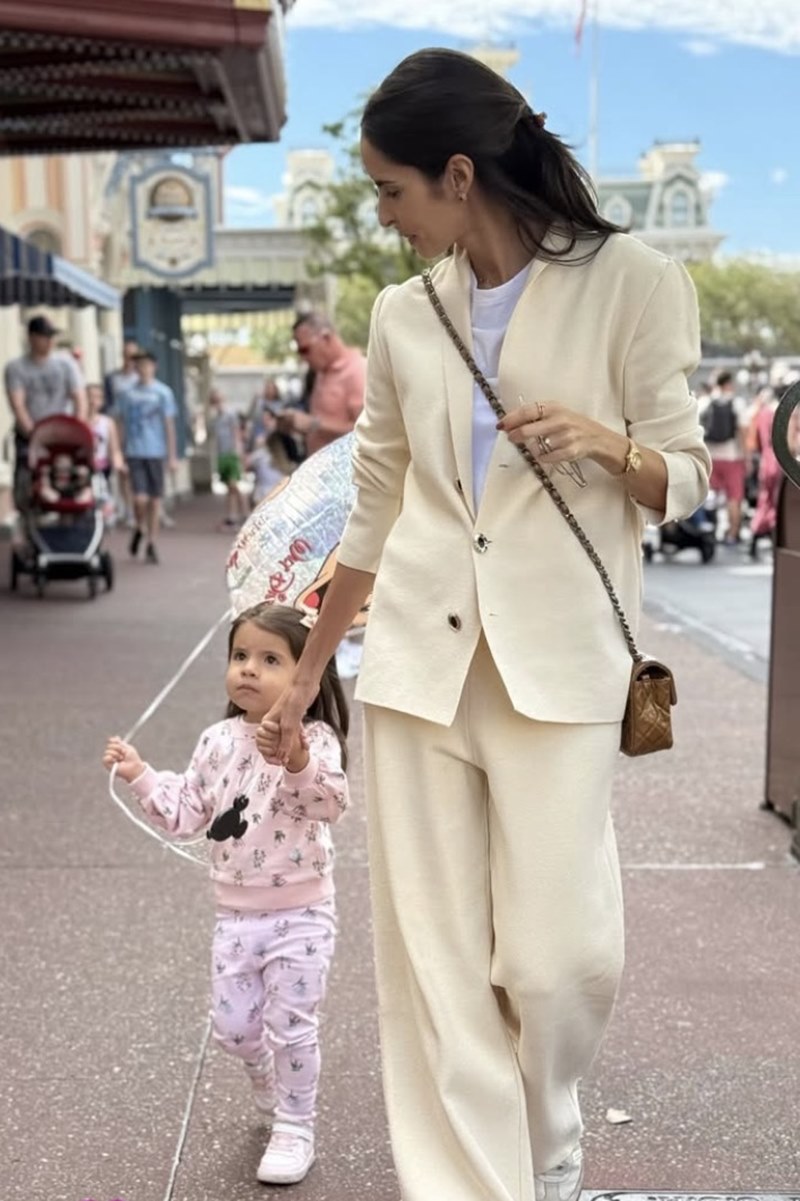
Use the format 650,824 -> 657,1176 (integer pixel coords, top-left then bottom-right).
422,267 -> 642,664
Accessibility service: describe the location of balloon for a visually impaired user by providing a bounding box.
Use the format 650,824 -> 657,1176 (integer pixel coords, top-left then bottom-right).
226,432 -> 368,628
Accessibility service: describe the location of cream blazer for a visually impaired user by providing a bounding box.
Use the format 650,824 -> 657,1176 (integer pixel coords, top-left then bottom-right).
337,233 -> 711,726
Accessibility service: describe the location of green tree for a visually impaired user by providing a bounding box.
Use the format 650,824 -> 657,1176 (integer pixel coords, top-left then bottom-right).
306,109 -> 422,347
686,260 -> 800,355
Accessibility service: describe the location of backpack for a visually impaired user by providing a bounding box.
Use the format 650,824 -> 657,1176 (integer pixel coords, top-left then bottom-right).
702,397 -> 738,444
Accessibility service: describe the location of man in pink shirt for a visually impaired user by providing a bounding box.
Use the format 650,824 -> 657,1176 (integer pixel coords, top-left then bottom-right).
279,314 -> 366,458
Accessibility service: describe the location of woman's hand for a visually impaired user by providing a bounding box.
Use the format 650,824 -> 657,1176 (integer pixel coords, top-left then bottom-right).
103,736 -> 145,784
257,678 -> 319,767
497,401 -> 626,474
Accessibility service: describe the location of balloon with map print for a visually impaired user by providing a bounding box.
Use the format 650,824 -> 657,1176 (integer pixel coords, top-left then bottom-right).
226,431 -> 369,629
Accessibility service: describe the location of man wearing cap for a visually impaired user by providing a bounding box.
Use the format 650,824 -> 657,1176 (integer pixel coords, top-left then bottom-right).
4,314 -> 87,512
115,349 -> 178,565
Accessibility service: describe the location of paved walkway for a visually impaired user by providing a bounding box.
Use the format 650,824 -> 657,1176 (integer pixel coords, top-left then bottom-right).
1,493 -> 799,1201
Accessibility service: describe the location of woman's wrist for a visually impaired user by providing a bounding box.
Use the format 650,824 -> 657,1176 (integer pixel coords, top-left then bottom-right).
589,426 -> 629,477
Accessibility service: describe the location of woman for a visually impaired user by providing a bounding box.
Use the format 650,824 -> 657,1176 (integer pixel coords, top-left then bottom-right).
261,48 -> 710,1201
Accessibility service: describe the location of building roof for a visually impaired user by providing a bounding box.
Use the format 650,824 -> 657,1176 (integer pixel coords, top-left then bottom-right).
0,0 -> 291,155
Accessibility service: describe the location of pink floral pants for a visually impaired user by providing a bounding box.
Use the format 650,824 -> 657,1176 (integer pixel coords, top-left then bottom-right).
211,900 -> 336,1124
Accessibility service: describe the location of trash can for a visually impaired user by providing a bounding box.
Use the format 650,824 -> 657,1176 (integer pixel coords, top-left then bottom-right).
765,475 -> 800,859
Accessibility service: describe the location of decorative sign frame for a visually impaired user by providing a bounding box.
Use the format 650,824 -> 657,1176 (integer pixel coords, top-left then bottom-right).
130,164 -> 213,279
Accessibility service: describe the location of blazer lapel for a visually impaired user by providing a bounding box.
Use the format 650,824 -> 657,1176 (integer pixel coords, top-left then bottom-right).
433,249 -> 477,516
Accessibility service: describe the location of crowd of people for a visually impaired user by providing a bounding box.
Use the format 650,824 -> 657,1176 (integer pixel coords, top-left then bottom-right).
204,311 -> 366,530
695,367 -> 800,557
3,309 -> 366,563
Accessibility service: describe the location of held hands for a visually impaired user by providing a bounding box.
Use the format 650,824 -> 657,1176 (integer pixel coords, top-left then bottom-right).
255,680 -> 318,770
103,736 -> 145,784
256,716 -> 310,774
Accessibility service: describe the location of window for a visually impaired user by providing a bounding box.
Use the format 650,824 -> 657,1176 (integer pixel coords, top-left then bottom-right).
26,227 -> 61,255
603,195 -> 631,227
668,188 -> 693,228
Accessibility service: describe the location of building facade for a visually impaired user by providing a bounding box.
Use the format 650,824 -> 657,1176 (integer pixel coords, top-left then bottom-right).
596,141 -> 723,262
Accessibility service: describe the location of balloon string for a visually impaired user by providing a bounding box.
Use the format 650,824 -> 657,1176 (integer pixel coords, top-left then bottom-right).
108,764 -> 209,866
124,608 -> 232,742
108,606 -> 233,868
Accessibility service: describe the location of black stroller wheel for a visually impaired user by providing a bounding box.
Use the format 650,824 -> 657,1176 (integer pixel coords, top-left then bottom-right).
100,550 -> 114,592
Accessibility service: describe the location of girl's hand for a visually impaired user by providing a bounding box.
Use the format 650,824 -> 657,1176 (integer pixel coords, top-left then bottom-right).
103,736 -> 145,784
497,402 -> 625,473
258,721 -> 310,773
260,715 -> 312,773
257,679 -> 318,767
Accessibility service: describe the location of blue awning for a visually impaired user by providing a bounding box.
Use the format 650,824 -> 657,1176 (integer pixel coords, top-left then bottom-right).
0,225 -> 119,309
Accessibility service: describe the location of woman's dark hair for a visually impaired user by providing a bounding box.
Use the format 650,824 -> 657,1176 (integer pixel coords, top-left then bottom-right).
362,47 -> 622,263
226,603 -> 350,771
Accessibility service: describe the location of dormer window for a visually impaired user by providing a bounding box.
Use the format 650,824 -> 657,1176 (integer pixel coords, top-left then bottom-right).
668,187 -> 693,227
603,195 -> 631,227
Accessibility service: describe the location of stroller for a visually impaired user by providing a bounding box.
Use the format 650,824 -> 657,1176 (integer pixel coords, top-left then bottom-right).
642,490 -> 719,565
9,414 -> 114,598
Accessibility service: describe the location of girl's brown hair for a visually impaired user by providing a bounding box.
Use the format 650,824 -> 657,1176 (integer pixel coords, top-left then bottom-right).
226,602 -> 350,770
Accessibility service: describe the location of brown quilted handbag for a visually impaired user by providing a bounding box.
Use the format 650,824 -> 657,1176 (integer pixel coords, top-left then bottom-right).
423,269 -> 678,757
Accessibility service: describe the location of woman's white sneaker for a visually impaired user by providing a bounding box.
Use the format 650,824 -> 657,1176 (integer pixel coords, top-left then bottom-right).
535,1146 -> 584,1201
256,1121 -> 315,1184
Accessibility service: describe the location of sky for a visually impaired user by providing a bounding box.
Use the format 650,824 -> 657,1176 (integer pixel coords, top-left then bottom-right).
224,1 -> 800,259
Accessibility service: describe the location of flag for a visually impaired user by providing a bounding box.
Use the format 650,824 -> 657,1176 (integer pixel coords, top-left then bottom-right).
575,0 -> 588,50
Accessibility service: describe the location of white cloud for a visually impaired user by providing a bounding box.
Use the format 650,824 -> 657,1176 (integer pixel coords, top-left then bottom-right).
683,39 -> 719,56
224,185 -> 275,221
771,167 -> 789,185
699,170 -> 730,197
288,1 -> 800,56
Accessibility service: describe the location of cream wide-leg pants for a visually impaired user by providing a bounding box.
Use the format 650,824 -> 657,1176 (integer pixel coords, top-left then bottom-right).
362,636 -> 625,1201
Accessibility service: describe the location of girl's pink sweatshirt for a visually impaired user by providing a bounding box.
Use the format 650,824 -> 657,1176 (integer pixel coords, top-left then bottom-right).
128,716 -> 348,911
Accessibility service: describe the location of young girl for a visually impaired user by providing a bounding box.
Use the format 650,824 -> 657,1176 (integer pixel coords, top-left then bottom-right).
88,382 -> 125,525
103,602 -> 349,1186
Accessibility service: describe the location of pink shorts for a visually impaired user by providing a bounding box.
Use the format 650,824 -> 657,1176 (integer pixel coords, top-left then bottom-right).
710,459 -> 745,502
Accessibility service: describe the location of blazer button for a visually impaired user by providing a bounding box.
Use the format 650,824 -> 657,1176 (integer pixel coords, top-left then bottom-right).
473,533 -> 490,553
447,613 -> 462,631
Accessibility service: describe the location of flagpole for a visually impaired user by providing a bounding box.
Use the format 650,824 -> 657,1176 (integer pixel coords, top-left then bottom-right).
588,0 -> 599,182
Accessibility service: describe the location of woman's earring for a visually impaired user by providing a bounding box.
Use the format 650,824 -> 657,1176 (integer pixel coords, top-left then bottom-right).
459,193 -> 467,202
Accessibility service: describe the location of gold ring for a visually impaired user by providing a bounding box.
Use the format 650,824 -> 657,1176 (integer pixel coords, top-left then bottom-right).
542,436 -> 553,453
536,402 -> 545,421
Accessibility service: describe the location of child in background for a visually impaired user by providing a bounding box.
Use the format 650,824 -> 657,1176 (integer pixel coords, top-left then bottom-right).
102,603 -> 350,1186
247,431 -> 285,509
88,382 -> 125,525
209,388 -> 247,528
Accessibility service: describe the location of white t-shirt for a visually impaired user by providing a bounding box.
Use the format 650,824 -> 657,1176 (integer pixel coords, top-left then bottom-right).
470,262 -> 533,507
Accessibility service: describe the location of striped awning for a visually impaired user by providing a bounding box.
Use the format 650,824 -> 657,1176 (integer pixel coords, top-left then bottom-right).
0,226 -> 120,309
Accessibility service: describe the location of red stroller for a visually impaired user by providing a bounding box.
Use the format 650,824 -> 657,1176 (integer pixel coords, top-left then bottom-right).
10,414 -> 113,598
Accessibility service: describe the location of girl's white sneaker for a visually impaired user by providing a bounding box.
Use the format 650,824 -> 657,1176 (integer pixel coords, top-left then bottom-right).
256,1121 -> 315,1184
535,1146 -> 584,1201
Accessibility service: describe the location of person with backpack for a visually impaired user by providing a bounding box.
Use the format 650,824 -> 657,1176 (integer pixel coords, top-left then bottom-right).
699,370 -> 748,545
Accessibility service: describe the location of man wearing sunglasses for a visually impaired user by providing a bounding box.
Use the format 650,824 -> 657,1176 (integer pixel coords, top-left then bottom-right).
280,314 -> 366,457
